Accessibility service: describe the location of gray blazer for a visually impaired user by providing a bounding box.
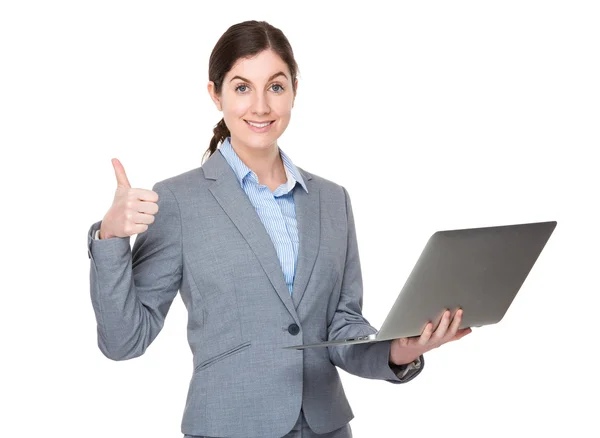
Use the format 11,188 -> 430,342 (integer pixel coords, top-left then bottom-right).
87,150 -> 423,438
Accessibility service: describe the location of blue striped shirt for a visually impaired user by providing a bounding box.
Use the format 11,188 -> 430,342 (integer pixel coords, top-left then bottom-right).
218,137 -> 308,295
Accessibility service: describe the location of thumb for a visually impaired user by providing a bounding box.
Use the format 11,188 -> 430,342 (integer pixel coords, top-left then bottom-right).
112,158 -> 131,189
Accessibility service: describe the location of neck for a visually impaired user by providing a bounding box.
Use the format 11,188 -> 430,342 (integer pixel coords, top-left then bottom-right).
229,137 -> 286,184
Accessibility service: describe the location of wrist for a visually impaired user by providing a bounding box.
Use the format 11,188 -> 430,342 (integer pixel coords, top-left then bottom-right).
98,229 -> 114,240
389,340 -> 422,366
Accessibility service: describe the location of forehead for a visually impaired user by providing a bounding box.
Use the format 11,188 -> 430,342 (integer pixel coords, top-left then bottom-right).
226,49 -> 290,82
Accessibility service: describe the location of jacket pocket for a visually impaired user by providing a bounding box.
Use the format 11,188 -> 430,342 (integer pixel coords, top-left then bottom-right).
193,341 -> 251,373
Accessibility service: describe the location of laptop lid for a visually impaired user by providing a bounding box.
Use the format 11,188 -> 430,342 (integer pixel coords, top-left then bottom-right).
375,221 -> 557,340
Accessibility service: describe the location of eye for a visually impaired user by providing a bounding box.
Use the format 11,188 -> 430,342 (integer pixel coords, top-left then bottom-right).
234,83 -> 285,94
271,83 -> 285,93
235,83 -> 249,93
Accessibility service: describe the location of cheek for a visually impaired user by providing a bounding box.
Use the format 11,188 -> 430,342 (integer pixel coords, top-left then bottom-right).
226,101 -> 250,118
274,100 -> 293,120
223,95 -> 294,122
220,93 -> 250,118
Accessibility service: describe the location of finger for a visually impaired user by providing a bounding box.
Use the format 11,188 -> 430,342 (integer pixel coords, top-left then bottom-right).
137,200 -> 159,215
133,212 -> 156,225
129,223 -> 149,235
449,328 -> 472,343
457,327 -> 472,339
112,158 -> 132,189
447,309 -> 464,338
131,188 -> 159,203
418,322 -> 434,346
433,310 -> 451,340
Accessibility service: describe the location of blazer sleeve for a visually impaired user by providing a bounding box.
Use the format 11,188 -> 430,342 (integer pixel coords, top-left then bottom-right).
87,182 -> 183,361
326,186 -> 424,384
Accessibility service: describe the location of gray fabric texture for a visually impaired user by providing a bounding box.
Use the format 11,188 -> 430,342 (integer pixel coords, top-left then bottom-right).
88,151 -> 423,438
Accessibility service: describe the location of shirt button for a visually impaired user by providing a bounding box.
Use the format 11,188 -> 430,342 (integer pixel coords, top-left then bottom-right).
287,323 -> 300,336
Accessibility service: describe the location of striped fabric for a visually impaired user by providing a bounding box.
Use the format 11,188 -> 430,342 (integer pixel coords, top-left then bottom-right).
218,137 -> 308,295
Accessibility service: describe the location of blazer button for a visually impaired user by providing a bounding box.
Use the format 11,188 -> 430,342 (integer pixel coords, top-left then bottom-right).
288,323 -> 300,336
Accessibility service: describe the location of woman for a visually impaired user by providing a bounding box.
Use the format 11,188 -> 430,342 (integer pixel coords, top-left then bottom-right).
87,20 -> 471,438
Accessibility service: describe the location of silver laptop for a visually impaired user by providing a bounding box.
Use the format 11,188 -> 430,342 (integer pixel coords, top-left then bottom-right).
284,220 -> 557,350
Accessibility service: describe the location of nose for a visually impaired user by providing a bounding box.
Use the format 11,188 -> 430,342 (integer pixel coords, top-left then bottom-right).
252,91 -> 271,116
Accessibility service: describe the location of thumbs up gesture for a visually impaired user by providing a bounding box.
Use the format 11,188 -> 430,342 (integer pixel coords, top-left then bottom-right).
99,159 -> 159,239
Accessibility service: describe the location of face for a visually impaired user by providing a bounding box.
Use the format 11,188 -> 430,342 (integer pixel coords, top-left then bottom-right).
208,49 -> 297,153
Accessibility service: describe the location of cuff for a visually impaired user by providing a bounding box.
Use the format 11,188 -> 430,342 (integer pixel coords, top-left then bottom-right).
87,220 -> 130,260
389,355 -> 423,381
379,340 -> 425,384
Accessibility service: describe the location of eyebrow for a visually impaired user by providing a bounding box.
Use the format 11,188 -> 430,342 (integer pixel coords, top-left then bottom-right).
229,71 -> 288,84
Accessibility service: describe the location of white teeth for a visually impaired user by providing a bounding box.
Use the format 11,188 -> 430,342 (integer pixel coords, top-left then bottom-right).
247,121 -> 272,128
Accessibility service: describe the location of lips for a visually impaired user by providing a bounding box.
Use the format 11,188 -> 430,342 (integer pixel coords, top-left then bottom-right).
245,120 -> 274,128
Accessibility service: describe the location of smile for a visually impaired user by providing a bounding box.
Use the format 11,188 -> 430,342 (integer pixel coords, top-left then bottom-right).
245,120 -> 274,128
244,120 -> 275,133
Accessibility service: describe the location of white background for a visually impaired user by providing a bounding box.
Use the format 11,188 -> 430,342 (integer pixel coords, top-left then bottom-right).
1,1 -> 599,437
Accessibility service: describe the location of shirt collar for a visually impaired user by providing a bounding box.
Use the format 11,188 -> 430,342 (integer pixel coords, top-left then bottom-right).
218,137 -> 308,193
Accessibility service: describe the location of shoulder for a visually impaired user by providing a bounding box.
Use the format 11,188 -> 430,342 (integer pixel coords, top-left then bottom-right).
151,159 -> 352,204
296,166 -> 353,214
296,166 -> 348,198
152,166 -> 206,193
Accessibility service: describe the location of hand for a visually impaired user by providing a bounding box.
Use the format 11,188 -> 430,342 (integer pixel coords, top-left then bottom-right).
99,158 -> 159,239
389,309 -> 472,366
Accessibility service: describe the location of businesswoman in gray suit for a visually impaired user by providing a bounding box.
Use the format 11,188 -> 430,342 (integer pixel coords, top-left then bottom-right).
87,20 -> 471,438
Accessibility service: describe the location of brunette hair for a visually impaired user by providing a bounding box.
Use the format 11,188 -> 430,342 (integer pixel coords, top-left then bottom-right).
202,20 -> 299,163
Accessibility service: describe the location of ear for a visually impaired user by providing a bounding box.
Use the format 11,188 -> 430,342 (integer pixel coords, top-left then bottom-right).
292,78 -> 298,108
207,81 -> 222,111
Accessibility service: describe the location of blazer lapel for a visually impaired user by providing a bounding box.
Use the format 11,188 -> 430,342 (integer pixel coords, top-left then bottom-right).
204,151 -> 300,324
291,172 -> 320,309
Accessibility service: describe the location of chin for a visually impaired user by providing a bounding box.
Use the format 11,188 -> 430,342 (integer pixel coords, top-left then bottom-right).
235,133 -> 280,149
